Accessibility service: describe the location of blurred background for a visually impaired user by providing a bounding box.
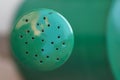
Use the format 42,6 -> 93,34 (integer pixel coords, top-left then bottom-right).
0,0 -> 23,80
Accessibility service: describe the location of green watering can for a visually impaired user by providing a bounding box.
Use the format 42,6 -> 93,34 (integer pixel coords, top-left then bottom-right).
9,0 -> 120,80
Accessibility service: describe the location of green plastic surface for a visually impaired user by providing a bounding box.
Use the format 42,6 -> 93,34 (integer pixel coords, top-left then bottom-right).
107,0 -> 120,80
11,9 -> 74,71
10,0 -> 115,80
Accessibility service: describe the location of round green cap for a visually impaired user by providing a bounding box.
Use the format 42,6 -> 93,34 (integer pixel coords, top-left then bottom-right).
10,9 -> 74,71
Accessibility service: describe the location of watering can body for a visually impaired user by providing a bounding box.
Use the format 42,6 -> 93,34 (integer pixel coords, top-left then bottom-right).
107,0 -> 120,80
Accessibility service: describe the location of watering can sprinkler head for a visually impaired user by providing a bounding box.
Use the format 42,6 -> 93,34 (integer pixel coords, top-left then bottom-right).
10,8 -> 74,71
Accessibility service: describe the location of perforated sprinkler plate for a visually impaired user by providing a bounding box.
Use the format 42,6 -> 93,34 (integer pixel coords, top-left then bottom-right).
10,9 -> 74,71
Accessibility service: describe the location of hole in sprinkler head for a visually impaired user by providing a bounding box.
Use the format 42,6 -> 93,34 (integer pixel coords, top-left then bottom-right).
41,49 -> 44,52
51,42 -> 54,44
26,51 -> 29,54
56,58 -> 60,61
40,60 -> 43,63
25,19 -> 28,22
62,42 -> 65,45
42,39 -> 44,42
43,17 -> 46,20
46,56 -> 49,58
20,35 -> 23,38
48,24 -> 50,27
42,29 -> 44,32
37,23 -> 40,26
57,26 -> 60,29
35,54 -> 38,57
25,42 -> 28,44
32,37 -> 35,39
58,36 -> 60,39
26,30 -> 30,33
56,48 -> 59,50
